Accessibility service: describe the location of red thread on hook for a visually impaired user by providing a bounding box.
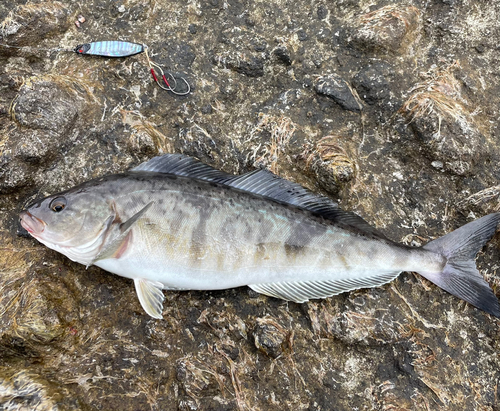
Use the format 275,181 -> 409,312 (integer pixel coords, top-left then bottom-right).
162,74 -> 171,88
150,68 -> 158,82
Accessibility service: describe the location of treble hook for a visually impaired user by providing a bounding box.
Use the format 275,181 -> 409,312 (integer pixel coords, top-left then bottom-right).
145,47 -> 191,96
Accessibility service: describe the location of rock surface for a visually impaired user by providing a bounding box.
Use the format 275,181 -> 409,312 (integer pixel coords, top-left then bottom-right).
1,1 -> 500,410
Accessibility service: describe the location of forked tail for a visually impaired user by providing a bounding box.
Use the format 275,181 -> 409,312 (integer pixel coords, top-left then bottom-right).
420,213 -> 500,317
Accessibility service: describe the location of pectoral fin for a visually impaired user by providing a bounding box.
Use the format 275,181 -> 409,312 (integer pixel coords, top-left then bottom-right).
92,230 -> 133,264
134,278 -> 165,319
90,201 -> 154,265
119,201 -> 154,233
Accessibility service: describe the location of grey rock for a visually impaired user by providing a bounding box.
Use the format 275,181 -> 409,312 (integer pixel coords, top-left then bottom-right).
401,65 -> 495,175
12,79 -> 80,132
350,5 -> 422,54
0,2 -> 70,53
212,29 -> 269,77
252,317 -> 288,358
315,74 -> 361,112
273,46 -> 292,66
352,63 -> 391,105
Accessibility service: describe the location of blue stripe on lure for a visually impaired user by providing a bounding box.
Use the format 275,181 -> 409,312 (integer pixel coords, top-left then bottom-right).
74,41 -> 145,58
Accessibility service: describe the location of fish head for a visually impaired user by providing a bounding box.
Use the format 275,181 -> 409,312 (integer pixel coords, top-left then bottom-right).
20,188 -> 114,265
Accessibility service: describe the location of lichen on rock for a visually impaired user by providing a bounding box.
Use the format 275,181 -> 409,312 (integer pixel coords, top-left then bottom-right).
400,62 -> 495,175
351,4 -> 422,54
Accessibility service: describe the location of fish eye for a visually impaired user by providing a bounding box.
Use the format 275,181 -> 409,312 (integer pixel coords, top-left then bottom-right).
49,197 -> 67,213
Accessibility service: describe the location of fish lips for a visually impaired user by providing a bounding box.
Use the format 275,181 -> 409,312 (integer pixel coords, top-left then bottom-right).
19,211 -> 45,235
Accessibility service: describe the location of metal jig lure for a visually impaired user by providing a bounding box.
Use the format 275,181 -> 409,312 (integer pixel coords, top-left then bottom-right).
73,40 -> 145,58
0,40 -> 191,96
74,41 -> 191,96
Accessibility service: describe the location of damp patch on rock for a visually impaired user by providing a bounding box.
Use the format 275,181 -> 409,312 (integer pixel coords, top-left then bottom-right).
314,74 -> 362,112
212,28 -> 269,77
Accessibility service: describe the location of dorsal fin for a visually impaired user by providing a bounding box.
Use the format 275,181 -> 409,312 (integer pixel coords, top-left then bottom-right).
131,154 -> 233,180
131,154 -> 341,212
131,154 -> 387,239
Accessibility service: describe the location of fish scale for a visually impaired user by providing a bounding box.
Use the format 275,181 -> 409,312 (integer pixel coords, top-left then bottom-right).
19,154 -> 500,319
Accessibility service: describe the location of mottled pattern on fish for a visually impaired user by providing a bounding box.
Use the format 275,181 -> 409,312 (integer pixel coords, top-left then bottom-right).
93,173 -> 440,287
19,154 -> 500,319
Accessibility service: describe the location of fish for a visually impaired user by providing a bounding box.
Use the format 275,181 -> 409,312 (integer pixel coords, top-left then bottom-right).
19,154 -> 500,319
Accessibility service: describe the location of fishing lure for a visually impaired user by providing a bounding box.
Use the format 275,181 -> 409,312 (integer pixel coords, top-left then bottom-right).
74,41 -> 145,58
73,41 -> 190,95
1,40 -> 190,95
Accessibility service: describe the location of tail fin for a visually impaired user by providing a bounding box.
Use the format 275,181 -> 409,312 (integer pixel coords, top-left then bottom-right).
420,213 -> 500,317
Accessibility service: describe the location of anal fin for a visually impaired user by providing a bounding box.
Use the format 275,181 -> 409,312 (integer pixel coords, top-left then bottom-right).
249,271 -> 401,303
134,278 -> 165,319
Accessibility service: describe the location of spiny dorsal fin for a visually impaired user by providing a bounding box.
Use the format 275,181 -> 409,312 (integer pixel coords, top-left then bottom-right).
131,154 -> 232,180
131,154 -> 386,239
249,271 -> 401,303
132,154 -> 340,209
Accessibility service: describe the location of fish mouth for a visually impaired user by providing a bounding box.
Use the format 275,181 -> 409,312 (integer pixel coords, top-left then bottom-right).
20,211 -> 46,235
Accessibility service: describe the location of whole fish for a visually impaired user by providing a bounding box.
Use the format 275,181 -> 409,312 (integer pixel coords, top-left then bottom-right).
19,154 -> 500,319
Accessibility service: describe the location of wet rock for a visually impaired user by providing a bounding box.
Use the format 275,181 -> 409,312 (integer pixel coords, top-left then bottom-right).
296,29 -> 308,42
307,291 -> 404,346
303,136 -> 355,195
351,5 -> 421,54
352,63 -> 391,105
317,5 -> 328,20
247,114 -> 297,173
457,185 -> 500,216
0,2 -> 71,52
212,29 -> 269,77
0,0 -> 500,409
0,269 -> 78,355
177,123 -> 236,169
409,114 -> 486,175
0,370 -> 63,411
11,75 -> 89,133
273,46 -> 292,66
197,308 -> 248,341
252,317 -> 288,358
314,74 -> 361,112
0,75 -> 91,192
176,357 -> 221,397
152,41 -> 196,71
175,350 -> 241,410
400,64 -> 493,175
